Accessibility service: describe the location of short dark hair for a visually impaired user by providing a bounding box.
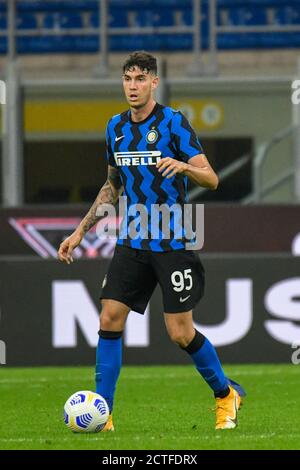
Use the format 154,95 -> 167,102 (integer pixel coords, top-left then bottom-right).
122,51 -> 157,75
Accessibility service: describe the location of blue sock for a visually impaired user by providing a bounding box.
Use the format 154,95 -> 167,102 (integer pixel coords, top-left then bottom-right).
184,330 -> 229,397
95,330 -> 122,413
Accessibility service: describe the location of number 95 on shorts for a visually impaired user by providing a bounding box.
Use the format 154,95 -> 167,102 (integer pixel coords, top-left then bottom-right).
101,246 -> 205,314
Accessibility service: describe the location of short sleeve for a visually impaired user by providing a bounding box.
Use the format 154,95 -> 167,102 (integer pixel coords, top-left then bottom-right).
171,111 -> 204,162
105,121 -> 116,167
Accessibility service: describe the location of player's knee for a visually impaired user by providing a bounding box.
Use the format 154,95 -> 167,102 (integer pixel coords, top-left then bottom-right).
168,329 -> 191,348
100,308 -> 124,330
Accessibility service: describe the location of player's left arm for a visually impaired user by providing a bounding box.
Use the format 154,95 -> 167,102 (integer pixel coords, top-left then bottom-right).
157,154 -> 219,190
157,111 -> 218,189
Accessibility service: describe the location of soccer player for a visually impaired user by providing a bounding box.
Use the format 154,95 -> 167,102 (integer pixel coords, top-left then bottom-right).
58,51 -> 245,431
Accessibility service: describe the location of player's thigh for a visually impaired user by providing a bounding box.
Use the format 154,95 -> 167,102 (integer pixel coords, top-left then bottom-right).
151,249 -> 205,313
101,245 -> 157,315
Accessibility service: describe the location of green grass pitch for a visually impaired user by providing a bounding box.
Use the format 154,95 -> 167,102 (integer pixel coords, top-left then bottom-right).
0,364 -> 299,450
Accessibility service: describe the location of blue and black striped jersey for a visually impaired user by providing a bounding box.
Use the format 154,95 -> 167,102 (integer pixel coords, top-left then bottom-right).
105,103 -> 203,251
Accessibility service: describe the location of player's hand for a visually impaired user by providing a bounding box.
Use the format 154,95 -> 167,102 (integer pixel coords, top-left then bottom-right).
157,157 -> 188,179
58,230 -> 83,264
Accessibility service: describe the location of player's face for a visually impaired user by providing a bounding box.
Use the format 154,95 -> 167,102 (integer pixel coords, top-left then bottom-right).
122,67 -> 158,109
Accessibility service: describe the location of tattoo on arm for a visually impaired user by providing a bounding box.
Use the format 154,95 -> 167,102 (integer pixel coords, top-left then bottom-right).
79,166 -> 123,234
108,166 -> 123,191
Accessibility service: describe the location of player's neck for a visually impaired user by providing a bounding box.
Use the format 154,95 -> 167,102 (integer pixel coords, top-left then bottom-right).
130,100 -> 156,123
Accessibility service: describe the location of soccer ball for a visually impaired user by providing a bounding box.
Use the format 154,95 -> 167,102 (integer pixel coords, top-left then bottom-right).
64,390 -> 109,433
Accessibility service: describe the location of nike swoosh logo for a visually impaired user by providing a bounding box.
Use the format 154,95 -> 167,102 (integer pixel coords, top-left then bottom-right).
179,295 -> 191,302
115,135 -> 125,142
227,393 -> 238,425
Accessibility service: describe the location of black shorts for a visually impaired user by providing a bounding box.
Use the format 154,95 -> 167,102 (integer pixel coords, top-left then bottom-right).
100,245 -> 205,314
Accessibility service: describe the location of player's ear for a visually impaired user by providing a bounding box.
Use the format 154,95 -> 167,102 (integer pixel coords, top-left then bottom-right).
152,76 -> 159,90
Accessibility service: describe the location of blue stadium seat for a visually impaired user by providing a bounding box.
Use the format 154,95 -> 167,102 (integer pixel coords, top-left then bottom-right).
44,12 -> 83,29
154,11 -> 175,27
44,13 -> 62,29
0,13 -> 6,29
218,30 -> 300,50
0,1 -> 5,14
89,12 -> 99,28
90,10 -> 129,28
226,7 -> 268,26
151,0 -> 192,7
110,34 -> 150,51
17,14 -> 37,30
0,37 -> 6,53
19,34 -> 98,54
60,13 -> 83,29
274,7 -> 300,25
111,0 -> 158,8
181,5 -> 209,38
109,9 -> 129,27
181,3 -> 211,28
163,33 -> 193,50
218,33 -> 257,49
133,10 -> 175,27
181,9 -> 192,26
17,1 -> 98,13
134,11 -> 155,27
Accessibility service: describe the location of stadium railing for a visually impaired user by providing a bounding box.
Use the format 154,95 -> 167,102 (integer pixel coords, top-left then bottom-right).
247,125 -> 295,204
190,125 -> 295,205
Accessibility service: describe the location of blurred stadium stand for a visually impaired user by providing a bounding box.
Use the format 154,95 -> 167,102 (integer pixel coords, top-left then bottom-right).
0,0 -> 300,54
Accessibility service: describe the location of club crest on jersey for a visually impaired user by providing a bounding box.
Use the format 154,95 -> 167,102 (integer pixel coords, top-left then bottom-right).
146,130 -> 158,144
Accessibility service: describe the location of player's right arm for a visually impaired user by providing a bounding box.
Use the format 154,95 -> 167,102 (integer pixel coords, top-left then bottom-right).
58,165 -> 123,264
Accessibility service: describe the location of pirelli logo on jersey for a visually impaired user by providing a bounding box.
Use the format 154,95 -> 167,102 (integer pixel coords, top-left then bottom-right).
114,151 -> 162,166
